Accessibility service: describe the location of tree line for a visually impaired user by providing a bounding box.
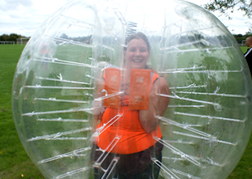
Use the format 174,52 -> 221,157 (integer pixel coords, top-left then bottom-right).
1,32 -> 251,46
0,33 -> 29,42
234,34 -> 252,45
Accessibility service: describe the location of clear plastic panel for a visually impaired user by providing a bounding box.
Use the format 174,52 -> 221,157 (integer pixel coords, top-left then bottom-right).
12,0 -> 252,179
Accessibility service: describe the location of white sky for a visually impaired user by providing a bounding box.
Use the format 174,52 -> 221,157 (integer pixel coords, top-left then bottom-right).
0,0 -> 250,37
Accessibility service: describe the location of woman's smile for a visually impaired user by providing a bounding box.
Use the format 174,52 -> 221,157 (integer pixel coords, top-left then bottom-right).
124,38 -> 150,69
132,58 -> 143,63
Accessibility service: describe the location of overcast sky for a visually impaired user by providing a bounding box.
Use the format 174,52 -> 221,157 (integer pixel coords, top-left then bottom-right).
0,0 -> 250,37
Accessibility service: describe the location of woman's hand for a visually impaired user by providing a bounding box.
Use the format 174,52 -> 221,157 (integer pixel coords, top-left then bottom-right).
120,82 -> 130,95
139,77 -> 169,132
93,100 -> 105,120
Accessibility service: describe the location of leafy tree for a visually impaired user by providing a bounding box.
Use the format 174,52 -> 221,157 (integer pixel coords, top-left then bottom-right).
60,33 -> 68,39
0,33 -> 24,42
204,0 -> 252,18
233,34 -> 246,44
9,33 -> 21,42
0,34 -> 10,41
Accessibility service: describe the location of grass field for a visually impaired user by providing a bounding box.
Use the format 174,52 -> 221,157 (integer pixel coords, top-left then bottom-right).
0,44 -> 251,179
0,45 -> 44,179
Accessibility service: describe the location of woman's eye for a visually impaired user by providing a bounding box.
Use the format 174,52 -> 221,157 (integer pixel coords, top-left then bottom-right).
140,48 -> 147,52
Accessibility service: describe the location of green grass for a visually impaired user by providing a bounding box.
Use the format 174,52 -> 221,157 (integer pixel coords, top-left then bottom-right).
0,45 -> 43,179
0,44 -> 251,179
226,46 -> 252,178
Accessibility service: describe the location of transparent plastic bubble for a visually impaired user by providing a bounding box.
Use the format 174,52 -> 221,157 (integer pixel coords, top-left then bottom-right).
12,0 -> 252,178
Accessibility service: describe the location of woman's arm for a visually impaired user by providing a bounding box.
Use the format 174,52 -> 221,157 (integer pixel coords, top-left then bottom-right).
139,77 -> 169,133
93,78 -> 105,121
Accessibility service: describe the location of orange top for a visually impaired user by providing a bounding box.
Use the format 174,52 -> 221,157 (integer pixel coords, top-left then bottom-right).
96,70 -> 162,154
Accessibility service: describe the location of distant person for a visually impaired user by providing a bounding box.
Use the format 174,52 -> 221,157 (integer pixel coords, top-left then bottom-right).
244,36 -> 252,75
40,44 -> 50,70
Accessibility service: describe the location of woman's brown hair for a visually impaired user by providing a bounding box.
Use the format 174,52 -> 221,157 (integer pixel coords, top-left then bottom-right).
124,32 -> 151,52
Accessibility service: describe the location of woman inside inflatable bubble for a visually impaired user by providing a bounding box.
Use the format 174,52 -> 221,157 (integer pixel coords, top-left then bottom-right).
91,32 -> 170,179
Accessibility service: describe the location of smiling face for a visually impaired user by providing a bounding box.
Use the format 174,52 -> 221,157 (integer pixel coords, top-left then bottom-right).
124,38 -> 150,69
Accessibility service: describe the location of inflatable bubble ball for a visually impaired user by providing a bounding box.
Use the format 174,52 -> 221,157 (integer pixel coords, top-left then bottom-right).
12,0 -> 252,178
